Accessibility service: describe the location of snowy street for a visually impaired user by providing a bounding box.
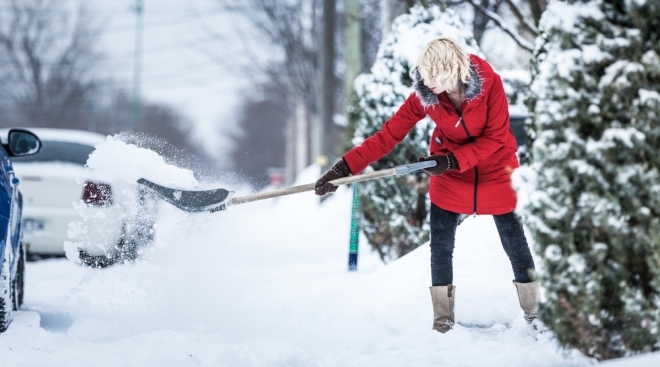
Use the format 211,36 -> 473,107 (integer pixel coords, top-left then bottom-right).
0,0 -> 658,365
0,164 -> 598,367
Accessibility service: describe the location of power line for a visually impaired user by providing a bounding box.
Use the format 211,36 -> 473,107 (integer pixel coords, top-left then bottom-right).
101,36 -> 225,60
106,15 -> 194,34
104,12 -> 221,34
93,64 -> 225,89
0,34 -> 226,67
0,2 -> 240,102
0,7 -> 202,15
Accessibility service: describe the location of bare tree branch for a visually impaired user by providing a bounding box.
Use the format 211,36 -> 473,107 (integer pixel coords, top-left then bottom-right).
0,0 -> 103,127
471,0 -> 503,45
464,0 -> 534,52
204,0 -> 321,113
529,0 -> 548,24
430,0 -> 538,53
502,0 -> 539,36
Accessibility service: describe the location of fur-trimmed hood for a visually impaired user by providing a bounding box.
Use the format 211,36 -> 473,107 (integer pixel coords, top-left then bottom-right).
411,57 -> 483,108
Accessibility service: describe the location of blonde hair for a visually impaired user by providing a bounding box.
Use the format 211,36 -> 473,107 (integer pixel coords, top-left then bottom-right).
415,36 -> 471,86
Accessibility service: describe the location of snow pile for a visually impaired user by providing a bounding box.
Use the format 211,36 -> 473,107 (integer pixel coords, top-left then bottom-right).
601,352 -> 660,367
0,161 -> 595,366
86,136 -> 199,190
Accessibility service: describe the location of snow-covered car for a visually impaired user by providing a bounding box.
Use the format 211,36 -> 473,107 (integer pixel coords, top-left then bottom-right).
1,129 -> 41,332
6,128 -> 157,267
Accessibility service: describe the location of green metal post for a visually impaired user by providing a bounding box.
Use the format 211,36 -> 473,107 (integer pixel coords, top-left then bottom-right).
348,184 -> 360,271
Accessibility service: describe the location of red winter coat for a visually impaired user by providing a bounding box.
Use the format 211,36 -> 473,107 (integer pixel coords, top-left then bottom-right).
343,54 -> 519,215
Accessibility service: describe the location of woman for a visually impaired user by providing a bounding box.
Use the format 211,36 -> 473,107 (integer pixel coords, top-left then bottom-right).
315,36 -> 540,333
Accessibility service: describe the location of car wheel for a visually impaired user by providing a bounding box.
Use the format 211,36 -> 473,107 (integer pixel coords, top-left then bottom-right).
118,186 -> 158,261
78,223 -> 136,268
12,243 -> 25,311
0,247 -> 14,332
77,249 -> 116,268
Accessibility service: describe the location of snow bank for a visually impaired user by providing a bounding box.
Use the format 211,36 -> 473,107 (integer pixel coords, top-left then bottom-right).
2,172 -> 596,366
601,352 -> 660,367
0,137 -> 605,366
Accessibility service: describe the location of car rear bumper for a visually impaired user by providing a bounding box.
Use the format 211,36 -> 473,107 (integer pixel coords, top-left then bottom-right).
23,206 -> 124,256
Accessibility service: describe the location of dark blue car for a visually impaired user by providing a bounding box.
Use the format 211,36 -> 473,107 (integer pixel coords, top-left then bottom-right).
0,129 -> 41,332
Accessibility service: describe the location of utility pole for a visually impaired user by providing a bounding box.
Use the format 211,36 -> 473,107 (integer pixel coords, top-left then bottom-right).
380,0 -> 394,38
343,0 -> 361,149
380,0 -> 408,38
345,0 -> 360,111
132,0 -> 144,131
317,0 -> 336,169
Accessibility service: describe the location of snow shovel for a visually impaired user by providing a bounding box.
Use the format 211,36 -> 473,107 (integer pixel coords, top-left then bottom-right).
137,160 -> 437,213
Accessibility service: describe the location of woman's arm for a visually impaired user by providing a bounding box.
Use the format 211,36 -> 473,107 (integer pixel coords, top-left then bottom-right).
343,92 -> 427,174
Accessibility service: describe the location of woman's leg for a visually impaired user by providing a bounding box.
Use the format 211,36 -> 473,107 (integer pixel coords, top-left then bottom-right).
430,203 -> 460,286
492,212 -> 535,283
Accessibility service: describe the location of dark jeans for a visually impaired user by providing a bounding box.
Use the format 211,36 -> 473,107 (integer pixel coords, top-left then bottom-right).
430,203 -> 535,286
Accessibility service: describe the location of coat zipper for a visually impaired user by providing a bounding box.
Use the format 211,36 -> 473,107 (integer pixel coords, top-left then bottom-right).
454,102 -> 478,217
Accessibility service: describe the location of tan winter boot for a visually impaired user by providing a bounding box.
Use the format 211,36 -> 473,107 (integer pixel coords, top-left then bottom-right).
429,285 -> 455,333
513,280 -> 544,333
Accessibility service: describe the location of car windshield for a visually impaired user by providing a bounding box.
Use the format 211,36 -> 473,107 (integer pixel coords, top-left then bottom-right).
11,141 -> 95,166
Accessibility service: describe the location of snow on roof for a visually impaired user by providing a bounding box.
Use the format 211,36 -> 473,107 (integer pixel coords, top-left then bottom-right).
0,128 -> 108,147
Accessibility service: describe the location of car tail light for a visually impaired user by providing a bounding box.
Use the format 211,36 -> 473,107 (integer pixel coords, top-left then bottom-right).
82,181 -> 113,206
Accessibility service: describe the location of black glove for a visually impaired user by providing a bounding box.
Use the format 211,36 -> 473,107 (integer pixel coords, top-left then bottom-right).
417,153 -> 459,176
315,159 -> 351,196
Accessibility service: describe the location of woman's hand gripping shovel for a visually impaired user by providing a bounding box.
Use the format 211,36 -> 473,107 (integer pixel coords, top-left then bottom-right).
137,160 -> 438,213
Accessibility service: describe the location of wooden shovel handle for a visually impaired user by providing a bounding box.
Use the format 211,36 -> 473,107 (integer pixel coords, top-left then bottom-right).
228,168 -> 397,205
228,160 -> 436,206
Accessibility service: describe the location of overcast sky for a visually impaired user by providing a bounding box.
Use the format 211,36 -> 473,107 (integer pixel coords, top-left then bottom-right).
90,0 -> 265,166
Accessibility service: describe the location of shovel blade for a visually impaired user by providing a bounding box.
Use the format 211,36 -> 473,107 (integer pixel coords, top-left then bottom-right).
138,178 -> 233,213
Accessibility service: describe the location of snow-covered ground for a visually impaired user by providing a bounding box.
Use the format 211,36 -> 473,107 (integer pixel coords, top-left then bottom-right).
0,140 -> 658,366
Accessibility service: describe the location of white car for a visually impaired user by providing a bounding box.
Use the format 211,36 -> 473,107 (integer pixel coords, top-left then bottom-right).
6,128 -> 157,266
